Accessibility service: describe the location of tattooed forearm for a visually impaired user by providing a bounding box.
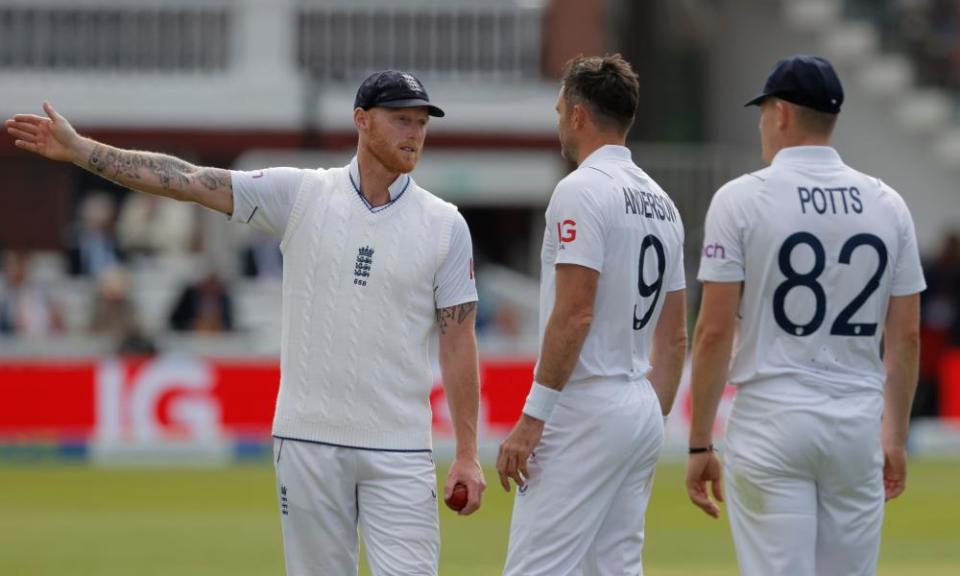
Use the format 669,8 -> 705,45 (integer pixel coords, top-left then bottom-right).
197,168 -> 231,191
102,148 -> 121,178
87,144 -> 124,177
87,145 -> 103,173
151,156 -> 193,190
117,152 -> 140,180
86,143 -> 192,190
435,301 -> 477,335
82,143 -> 232,214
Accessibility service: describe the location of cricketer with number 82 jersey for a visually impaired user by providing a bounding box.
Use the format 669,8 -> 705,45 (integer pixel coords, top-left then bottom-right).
698,146 -> 926,398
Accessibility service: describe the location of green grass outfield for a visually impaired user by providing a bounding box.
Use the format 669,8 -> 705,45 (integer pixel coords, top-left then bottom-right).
1,459 -> 957,575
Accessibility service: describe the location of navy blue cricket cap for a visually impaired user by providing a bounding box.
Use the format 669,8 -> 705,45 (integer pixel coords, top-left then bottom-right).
745,54 -> 844,114
354,70 -> 445,117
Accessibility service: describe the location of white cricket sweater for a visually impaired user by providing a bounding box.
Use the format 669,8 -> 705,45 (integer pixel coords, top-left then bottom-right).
272,166 -> 459,450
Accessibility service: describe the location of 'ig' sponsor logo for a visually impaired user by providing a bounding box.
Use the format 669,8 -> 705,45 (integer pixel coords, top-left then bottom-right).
557,219 -> 577,248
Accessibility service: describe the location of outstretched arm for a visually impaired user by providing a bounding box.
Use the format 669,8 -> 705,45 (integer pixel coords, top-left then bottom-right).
5,101 -> 233,215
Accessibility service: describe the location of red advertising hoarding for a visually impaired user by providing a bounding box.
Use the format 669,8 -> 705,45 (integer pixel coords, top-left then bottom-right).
6,353 -> 954,455
0,355 -> 535,443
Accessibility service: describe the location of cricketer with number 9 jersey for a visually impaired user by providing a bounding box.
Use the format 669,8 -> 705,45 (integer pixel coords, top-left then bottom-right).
538,149 -> 686,384
500,54 -> 690,576
502,144 -> 686,576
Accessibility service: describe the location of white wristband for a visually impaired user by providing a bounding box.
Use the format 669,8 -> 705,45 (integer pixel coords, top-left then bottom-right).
522,382 -> 561,422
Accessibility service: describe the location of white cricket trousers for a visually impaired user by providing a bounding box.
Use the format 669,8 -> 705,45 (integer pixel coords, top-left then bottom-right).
502,377 -> 664,576
724,383 -> 885,576
273,437 -> 440,576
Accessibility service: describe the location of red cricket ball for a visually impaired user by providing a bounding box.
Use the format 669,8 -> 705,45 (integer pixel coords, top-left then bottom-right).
445,482 -> 468,512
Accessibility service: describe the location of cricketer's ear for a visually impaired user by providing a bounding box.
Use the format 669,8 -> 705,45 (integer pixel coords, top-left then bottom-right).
774,99 -> 791,131
354,107 -> 368,132
571,102 -> 589,130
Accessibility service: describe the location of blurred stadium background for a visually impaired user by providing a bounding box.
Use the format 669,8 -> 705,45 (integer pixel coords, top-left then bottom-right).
1,0 -> 959,573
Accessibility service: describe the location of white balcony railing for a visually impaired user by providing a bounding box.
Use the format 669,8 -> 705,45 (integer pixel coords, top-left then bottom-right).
0,0 -> 544,79
296,2 -> 543,81
0,3 -> 231,73
0,0 -> 554,133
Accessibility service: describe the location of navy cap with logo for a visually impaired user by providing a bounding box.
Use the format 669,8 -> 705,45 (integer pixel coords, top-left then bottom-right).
354,70 -> 445,117
745,54 -> 844,114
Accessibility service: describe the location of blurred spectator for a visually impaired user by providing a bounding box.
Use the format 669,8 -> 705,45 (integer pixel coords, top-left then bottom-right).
89,266 -> 157,356
241,230 -> 283,280
0,251 -> 66,336
117,194 -> 198,258
900,0 -> 960,88
169,271 -> 235,333
848,0 -> 960,89
917,231 -> 960,416
66,191 -> 123,277
473,261 -> 539,341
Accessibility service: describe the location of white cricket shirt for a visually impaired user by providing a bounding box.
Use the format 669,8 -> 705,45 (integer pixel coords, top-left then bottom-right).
538,145 -> 686,384
698,146 -> 926,397
228,157 -> 477,450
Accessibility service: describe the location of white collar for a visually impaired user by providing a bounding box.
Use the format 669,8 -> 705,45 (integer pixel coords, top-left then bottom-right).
348,156 -> 412,203
580,144 -> 632,168
771,146 -> 843,166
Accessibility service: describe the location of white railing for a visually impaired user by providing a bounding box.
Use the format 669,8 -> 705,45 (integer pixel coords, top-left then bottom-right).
0,0 -> 555,131
0,0 -> 546,79
0,2 -> 232,73
296,2 -> 544,81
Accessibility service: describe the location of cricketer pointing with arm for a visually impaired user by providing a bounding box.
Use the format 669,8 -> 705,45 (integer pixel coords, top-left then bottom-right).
7,70 -> 485,576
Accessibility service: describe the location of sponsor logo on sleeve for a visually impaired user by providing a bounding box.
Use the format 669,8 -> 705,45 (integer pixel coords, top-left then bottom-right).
557,219 -> 577,249
703,242 -> 726,259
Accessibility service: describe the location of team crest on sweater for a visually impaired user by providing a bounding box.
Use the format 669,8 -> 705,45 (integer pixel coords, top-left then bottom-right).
353,245 -> 375,286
